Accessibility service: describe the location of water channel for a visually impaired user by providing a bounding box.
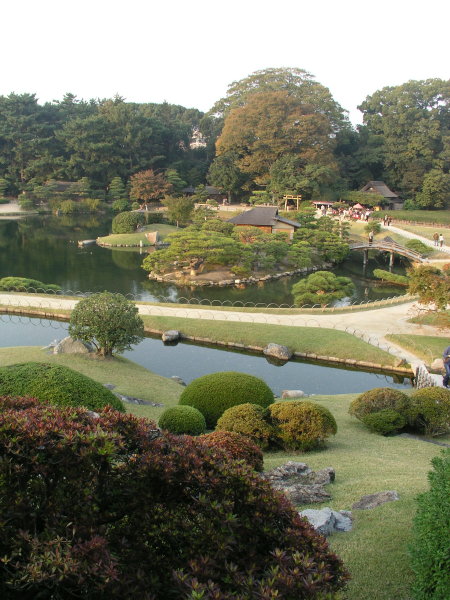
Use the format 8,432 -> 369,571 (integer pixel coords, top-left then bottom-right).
0,214 -> 412,394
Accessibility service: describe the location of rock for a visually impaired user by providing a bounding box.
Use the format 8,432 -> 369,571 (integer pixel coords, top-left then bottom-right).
352,490 -> 399,510
103,383 -> 116,390
116,393 -> 163,407
299,508 -> 353,536
170,375 -> 186,386
263,462 -> 335,505
431,358 -> 444,372
41,339 -> 60,350
53,336 -> 93,354
281,390 -> 306,399
263,343 -> 293,361
162,330 -> 180,343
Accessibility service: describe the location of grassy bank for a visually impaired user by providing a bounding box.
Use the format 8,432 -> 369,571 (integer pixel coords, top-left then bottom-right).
386,333 -> 448,365
97,223 -> 177,246
373,210 -> 450,225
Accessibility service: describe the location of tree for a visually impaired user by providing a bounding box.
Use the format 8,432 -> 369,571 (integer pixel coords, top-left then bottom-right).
163,195 -> 194,226
165,168 -> 187,194
129,169 -> 173,207
414,170 -> 450,209
358,79 -> 450,204
207,151 -> 246,201
112,211 -> 145,233
292,271 -> 355,306
407,264 -> 450,311
142,228 -> 242,274
69,291 -> 144,356
108,176 -> 128,201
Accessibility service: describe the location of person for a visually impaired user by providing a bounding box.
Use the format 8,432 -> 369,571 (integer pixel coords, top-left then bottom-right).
439,233 -> 444,247
433,232 -> 439,247
368,231 -> 374,244
383,214 -> 388,226
442,345 -> 450,388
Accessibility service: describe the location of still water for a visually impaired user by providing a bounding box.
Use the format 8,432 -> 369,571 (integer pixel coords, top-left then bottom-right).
0,215 -> 408,305
0,316 -> 411,395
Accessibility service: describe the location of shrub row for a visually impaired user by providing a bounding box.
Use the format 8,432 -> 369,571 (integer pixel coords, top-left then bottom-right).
349,387 -> 450,436
0,276 -> 61,293
217,400 -> 337,452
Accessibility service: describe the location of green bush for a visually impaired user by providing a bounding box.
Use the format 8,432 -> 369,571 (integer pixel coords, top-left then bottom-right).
0,362 -> 124,412
362,409 -> 407,435
199,430 -> 264,471
373,269 -> 409,286
216,403 -> 274,449
0,276 -> 61,293
0,197 -> 9,204
112,211 -> 145,234
144,211 -> 165,224
269,401 -> 337,451
131,201 -> 140,210
158,405 -> 206,435
80,198 -> 102,212
408,387 -> 450,436
59,200 -> 79,214
405,239 -> 433,257
349,387 -> 410,421
0,397 -> 349,598
179,371 -> 274,428
112,198 -> 130,212
410,449 -> 450,599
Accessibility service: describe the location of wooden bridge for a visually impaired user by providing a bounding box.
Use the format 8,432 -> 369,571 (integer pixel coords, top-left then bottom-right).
349,238 -> 424,266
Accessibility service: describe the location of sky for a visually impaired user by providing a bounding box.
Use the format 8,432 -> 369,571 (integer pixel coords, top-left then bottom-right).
2,0 -> 449,125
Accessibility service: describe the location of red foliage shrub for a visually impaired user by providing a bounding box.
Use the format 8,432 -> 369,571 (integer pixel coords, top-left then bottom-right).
0,396 -> 349,599
199,430 -> 264,471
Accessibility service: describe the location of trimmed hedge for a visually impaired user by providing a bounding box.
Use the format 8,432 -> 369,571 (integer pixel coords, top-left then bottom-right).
410,449 -> 450,599
349,387 -> 410,421
112,211 -> 145,234
179,371 -> 274,428
409,387 -> 450,436
199,431 -> 264,471
158,405 -> 206,435
0,362 -> 124,412
269,401 -> 337,451
215,403 -> 274,449
362,409 -> 407,435
0,276 -> 61,293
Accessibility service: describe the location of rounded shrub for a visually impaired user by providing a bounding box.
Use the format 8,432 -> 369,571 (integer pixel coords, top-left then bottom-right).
0,276 -> 61,293
179,371 -> 274,428
0,397 -> 349,598
349,387 -> 409,421
199,430 -> 264,472
158,405 -> 206,435
409,387 -> 450,436
216,402 -> 273,449
0,362 -> 124,412
112,211 -> 145,234
362,409 -> 407,435
269,401 -> 337,451
112,198 -> 130,212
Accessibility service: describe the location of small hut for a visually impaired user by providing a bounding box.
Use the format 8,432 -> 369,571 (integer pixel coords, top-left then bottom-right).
359,181 -> 403,210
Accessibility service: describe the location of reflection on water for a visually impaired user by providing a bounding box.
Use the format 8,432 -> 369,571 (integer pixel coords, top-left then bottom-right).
0,316 -> 412,396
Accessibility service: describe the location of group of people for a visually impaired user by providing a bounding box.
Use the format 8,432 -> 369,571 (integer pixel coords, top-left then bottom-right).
433,232 -> 445,247
382,214 -> 392,226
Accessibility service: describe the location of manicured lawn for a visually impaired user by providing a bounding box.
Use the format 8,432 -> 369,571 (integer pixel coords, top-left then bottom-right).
374,210 -> 450,225
0,346 -> 182,422
139,314 -> 399,366
389,223 -> 449,243
264,392 -> 444,600
408,309 -> 450,329
386,333 -> 448,365
97,223 -> 178,246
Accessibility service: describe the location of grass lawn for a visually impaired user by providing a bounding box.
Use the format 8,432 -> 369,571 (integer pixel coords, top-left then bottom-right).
385,333 -> 449,365
0,346 -> 445,599
264,392 -> 444,600
388,223 -> 449,243
97,223 -> 178,246
0,346 -> 182,422
139,314 -> 399,366
408,309 -> 450,329
375,210 -> 450,225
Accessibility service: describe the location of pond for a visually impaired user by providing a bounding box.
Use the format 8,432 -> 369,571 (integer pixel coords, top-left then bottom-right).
0,315 -> 412,395
0,214 -> 409,305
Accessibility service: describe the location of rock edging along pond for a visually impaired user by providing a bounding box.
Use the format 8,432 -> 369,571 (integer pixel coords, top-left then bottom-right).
0,306 -> 413,379
148,263 -> 332,288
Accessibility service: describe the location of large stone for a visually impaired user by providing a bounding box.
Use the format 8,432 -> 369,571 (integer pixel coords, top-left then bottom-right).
263,462 -> 335,505
352,490 -> 399,510
162,330 -> 181,343
170,375 -> 186,386
431,358 -> 444,372
263,343 -> 293,361
53,336 -> 93,354
281,390 -> 306,399
299,508 -> 353,536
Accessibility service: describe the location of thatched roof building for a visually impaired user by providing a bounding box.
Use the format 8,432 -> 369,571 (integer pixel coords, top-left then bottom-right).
228,207 -> 300,239
360,181 -> 403,210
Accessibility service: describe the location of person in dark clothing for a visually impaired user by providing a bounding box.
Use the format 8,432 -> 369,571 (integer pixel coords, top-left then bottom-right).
443,345 -> 450,388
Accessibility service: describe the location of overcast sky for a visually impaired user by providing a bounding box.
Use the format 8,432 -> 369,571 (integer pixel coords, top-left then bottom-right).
2,0 -> 449,125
